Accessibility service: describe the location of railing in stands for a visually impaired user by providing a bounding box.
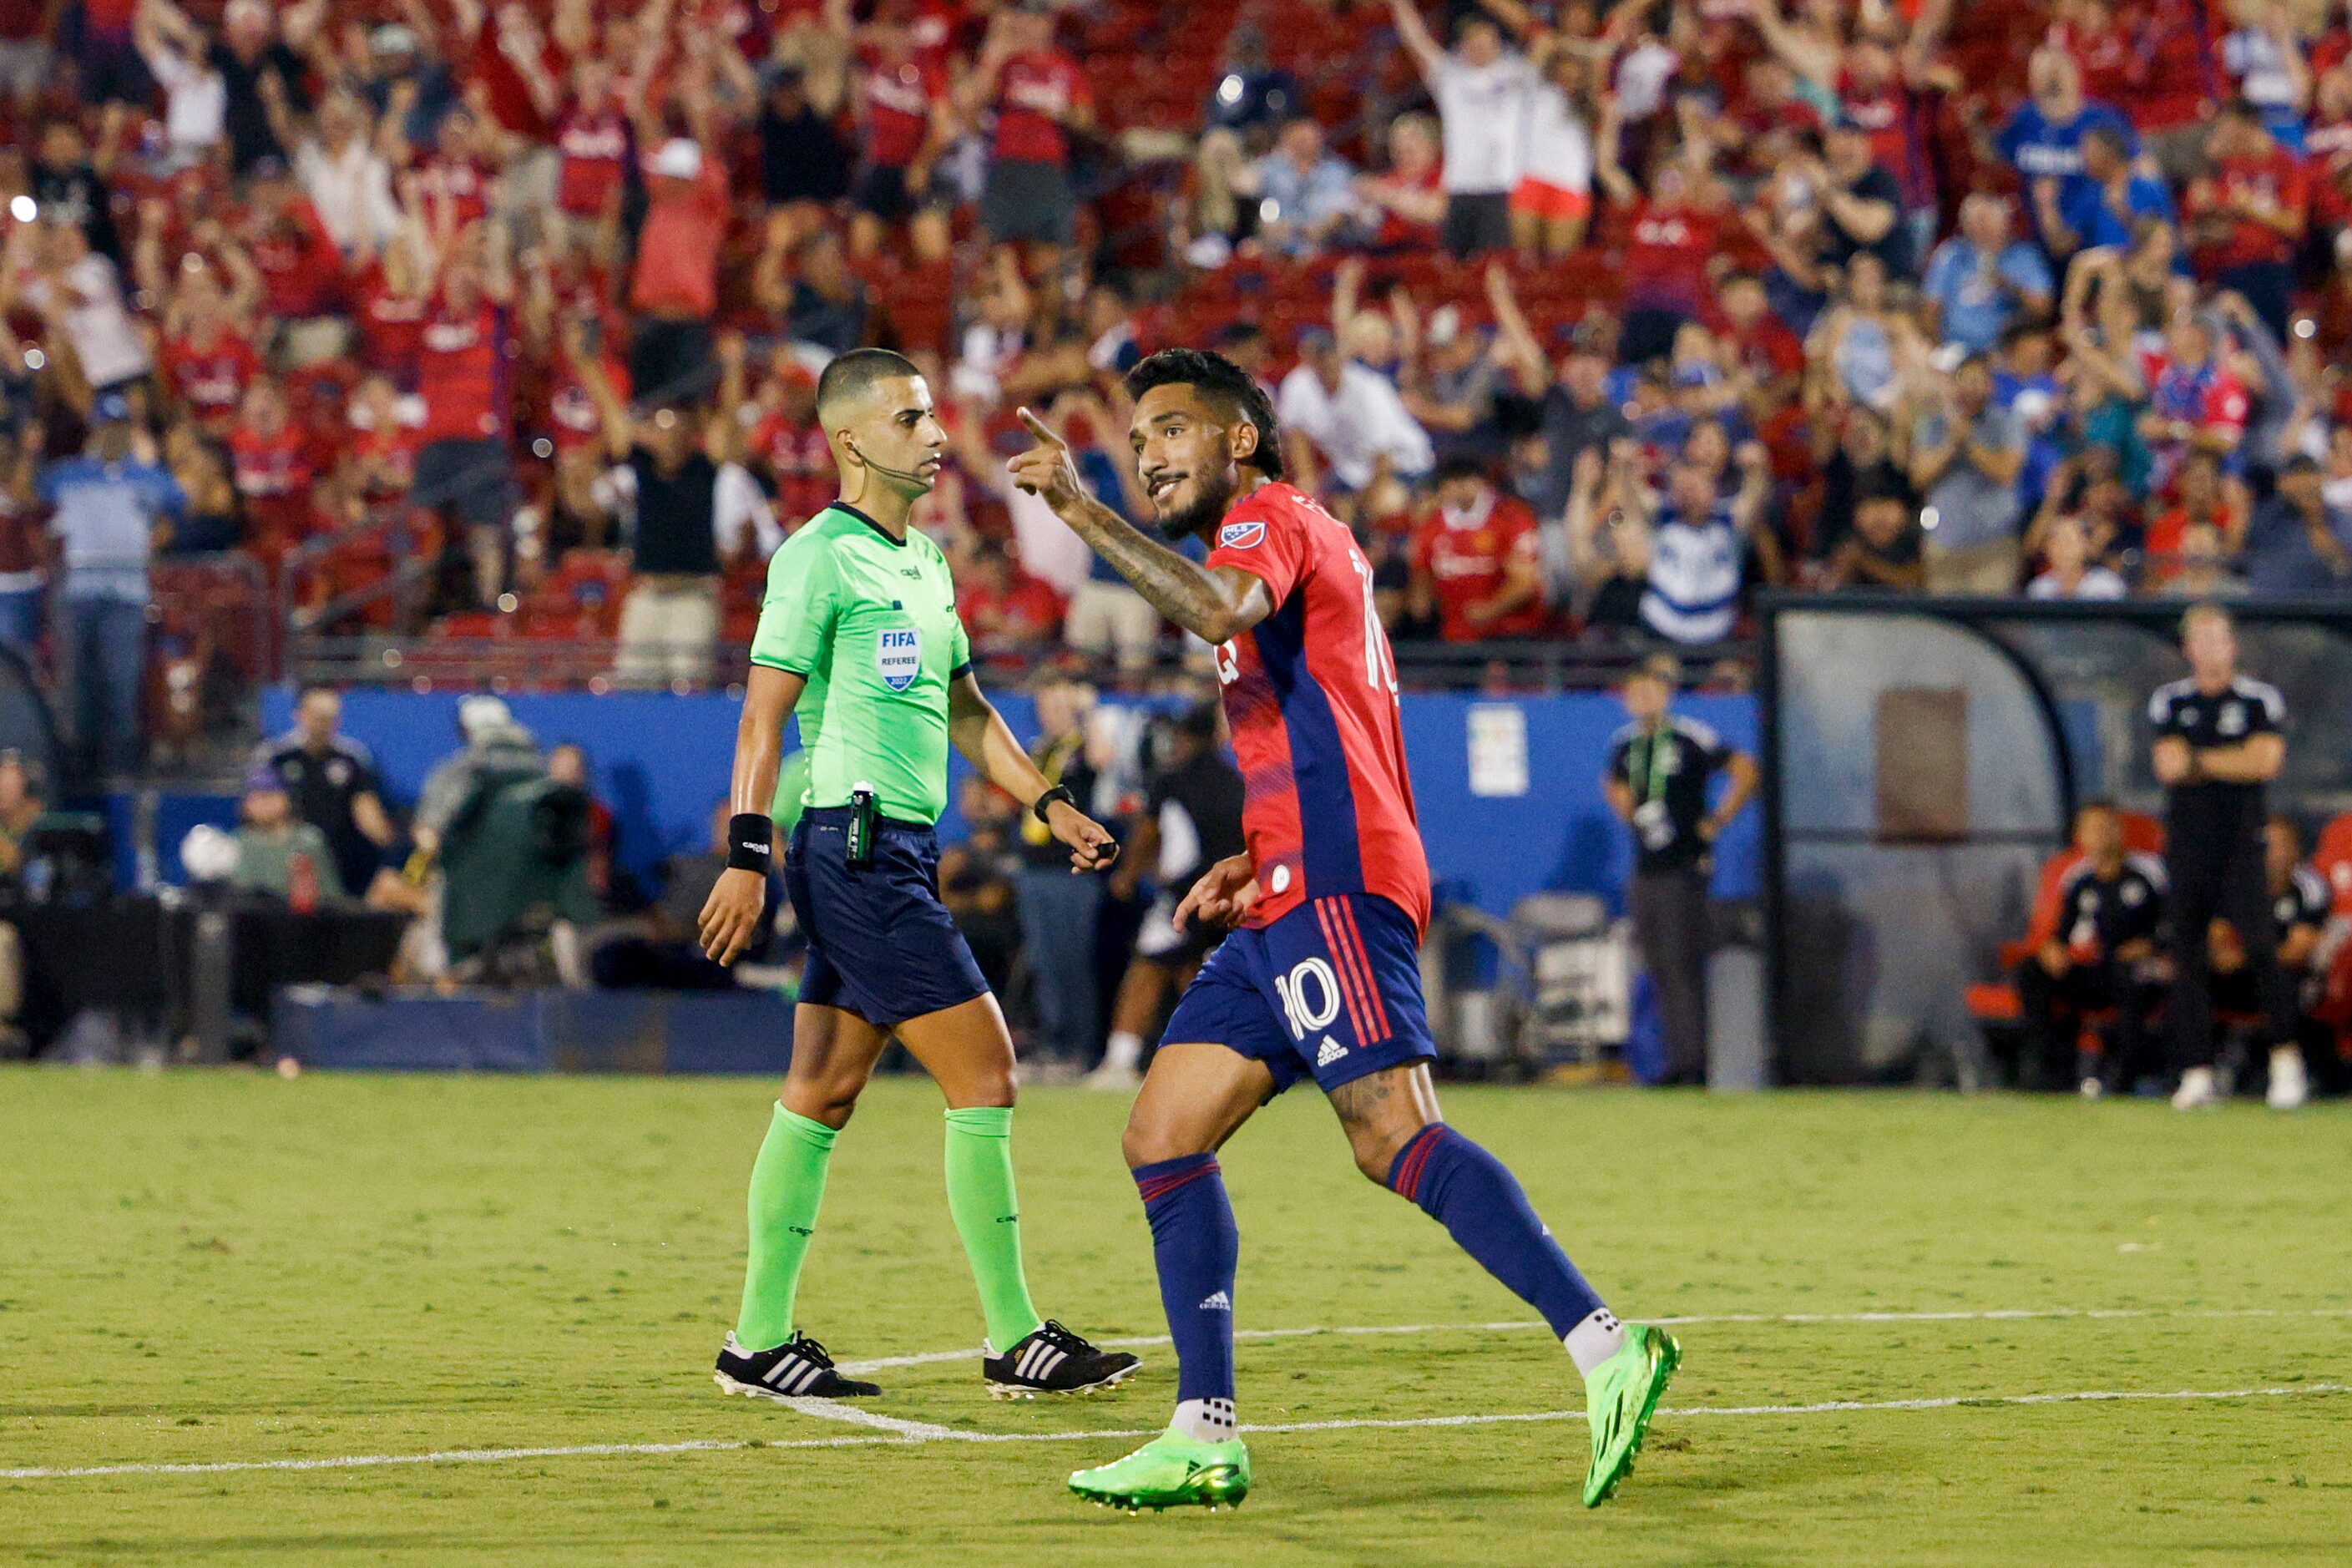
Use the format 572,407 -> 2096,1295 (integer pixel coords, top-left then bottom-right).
286,633 -> 1758,695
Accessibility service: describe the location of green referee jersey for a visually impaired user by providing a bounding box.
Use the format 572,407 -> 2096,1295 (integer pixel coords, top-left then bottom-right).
749,503 -> 970,825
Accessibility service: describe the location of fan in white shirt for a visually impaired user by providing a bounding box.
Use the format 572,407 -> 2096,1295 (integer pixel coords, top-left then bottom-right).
1275,327 -> 1435,496
2026,515 -> 2128,599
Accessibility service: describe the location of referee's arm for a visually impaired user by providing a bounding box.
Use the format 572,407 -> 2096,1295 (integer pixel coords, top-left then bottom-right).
700,665 -> 807,963
946,672 -> 1119,873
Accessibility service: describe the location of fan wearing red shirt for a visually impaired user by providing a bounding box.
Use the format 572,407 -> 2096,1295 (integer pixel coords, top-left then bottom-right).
1711,271 -> 1805,402
974,5 -> 1092,248
1407,461 -> 1547,643
1008,350 -> 1672,1505
956,543 -> 1065,661
230,378 -> 318,554
159,265 -> 264,434
553,58 -> 634,229
239,164 -> 346,321
746,360 -> 832,522
1597,147 -> 1725,365
850,23 -> 950,260
2051,0 -> 2137,108
2119,0 -> 2223,180
628,130 -> 729,405
413,235 -> 521,608
2183,101 -> 2308,337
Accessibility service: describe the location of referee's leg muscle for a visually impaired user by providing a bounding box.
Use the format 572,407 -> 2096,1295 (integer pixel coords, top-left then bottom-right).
781,1004 -> 893,1130
894,994 -> 1021,1110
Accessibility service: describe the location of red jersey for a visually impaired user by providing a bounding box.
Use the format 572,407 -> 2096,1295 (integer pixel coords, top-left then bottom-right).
1409,496 -> 1546,643
550,350 -> 627,453
1624,199 -> 1720,315
990,50 -> 1088,165
2187,149 -> 2308,271
244,201 -> 344,319
750,407 -> 832,518
354,267 -> 427,384
2122,0 -> 2220,133
417,296 -> 510,443
230,423 -> 312,499
2051,17 -> 2135,106
554,103 -> 632,216
161,331 -> 262,429
862,56 -> 943,168
419,154 -> 494,229
1204,483 -> 1431,937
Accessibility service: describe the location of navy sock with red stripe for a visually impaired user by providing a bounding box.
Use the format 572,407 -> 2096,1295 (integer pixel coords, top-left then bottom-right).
1386,1125 -> 1610,1349
1134,1154 -> 1240,1416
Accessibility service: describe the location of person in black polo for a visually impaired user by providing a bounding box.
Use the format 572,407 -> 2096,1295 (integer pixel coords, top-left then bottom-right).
253,685 -> 397,900
579,334 -> 781,689
1603,652 -> 1758,1086
2016,800 -> 2166,1098
2149,603 -> 2291,1110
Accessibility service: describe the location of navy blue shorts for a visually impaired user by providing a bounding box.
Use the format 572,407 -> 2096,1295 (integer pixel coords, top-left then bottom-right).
1161,893 -> 1437,1095
785,807 -> 989,1029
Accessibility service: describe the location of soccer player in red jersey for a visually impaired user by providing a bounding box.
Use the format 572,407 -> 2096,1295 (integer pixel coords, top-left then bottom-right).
1008,350 -> 1679,1513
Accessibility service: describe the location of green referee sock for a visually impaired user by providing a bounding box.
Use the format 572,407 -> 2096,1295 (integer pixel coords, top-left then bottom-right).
733,1104 -> 837,1352
943,1106 -> 1044,1349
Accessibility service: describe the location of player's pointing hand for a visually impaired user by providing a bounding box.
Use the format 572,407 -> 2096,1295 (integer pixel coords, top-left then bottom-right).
1007,407 -> 1090,516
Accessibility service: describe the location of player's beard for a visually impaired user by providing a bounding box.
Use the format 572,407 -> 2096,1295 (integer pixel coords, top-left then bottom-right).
1154,467 -> 1240,544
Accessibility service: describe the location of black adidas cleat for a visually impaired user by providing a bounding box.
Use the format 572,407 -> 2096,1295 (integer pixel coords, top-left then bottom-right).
984,1319 -> 1142,1399
714,1332 -> 883,1399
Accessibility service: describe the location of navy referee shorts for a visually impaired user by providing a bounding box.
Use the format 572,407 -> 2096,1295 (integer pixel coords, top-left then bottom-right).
785,807 -> 990,1028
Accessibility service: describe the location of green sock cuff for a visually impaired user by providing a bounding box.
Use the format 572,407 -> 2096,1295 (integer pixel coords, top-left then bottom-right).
776,1104 -> 840,1148
944,1105 -> 1014,1136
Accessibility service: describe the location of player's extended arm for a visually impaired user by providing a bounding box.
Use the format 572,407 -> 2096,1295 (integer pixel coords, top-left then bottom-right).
2188,732 -> 2285,784
699,665 -> 806,964
1005,409 -> 1274,645
947,671 -> 1120,873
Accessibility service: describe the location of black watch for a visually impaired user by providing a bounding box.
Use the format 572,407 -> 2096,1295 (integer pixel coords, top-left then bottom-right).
1032,785 -> 1076,824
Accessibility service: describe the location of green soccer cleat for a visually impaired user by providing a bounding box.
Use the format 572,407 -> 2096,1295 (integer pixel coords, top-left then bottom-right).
1069,1429 -> 1252,1512
1581,1323 -> 1682,1508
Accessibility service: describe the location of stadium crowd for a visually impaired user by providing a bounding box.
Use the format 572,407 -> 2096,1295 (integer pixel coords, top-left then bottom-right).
0,0 -> 2344,781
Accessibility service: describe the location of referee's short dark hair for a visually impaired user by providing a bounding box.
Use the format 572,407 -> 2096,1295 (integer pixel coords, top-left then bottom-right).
1125,348 -> 1285,480
817,347 -> 923,425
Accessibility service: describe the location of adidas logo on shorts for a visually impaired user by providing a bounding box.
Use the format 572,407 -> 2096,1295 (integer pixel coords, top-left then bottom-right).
1316,1036 -> 1347,1067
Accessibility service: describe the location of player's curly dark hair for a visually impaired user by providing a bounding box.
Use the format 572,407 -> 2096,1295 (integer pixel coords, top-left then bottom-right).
1125,348 -> 1285,481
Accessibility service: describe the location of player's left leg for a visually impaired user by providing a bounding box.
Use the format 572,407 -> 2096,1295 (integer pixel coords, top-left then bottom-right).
894,994 -> 1143,1397
1329,1061 -> 1679,1507
1302,892 -> 1678,1507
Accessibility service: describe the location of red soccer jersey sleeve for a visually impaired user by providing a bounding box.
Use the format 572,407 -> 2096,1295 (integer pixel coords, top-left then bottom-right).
1204,483 -> 1431,937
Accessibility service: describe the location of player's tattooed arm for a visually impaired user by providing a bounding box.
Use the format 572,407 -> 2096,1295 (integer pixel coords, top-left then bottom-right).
1006,409 -> 1272,645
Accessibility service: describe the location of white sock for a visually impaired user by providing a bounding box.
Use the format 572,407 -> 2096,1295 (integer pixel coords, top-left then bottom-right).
1171,1397 -> 1237,1442
1102,1030 -> 1145,1070
1564,1308 -> 1626,1378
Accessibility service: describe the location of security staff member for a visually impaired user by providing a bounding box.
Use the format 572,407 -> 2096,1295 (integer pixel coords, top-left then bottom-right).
2149,604 -> 2290,1110
2016,801 -> 2166,1097
1603,653 -> 1758,1085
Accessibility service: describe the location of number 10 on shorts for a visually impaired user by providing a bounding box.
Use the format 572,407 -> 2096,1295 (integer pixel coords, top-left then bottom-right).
1274,957 -> 1342,1042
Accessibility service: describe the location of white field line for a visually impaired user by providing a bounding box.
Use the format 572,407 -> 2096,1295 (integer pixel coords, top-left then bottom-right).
835,1304 -> 2352,1374
4,1382 -> 2347,1483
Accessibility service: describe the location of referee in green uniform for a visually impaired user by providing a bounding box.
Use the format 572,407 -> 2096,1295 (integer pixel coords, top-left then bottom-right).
698,348 -> 1141,1402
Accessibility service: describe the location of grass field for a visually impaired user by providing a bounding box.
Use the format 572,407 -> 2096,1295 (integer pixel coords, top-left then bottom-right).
5,1069 -> 2351,1565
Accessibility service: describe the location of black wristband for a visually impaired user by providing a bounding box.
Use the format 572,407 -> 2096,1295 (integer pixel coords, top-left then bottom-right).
1032,785 -> 1075,825
726,813 -> 774,872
